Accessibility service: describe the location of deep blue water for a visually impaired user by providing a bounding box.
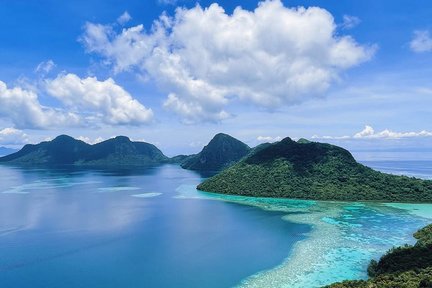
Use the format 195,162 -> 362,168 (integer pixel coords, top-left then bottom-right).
0,161 -> 431,288
0,165 -> 309,288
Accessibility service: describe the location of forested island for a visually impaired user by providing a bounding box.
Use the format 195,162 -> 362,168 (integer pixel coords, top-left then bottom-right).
325,224 -> 432,288
0,135 -> 169,166
2,133 -> 432,202
198,137 -> 432,202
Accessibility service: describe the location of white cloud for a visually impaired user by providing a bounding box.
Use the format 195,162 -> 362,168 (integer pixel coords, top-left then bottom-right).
0,80 -> 80,129
257,135 -> 282,142
340,15 -> 360,29
117,11 -> 132,25
312,125 -> 432,140
81,0 -> 375,123
0,128 -> 29,145
35,60 -> 56,74
410,30 -> 432,53
77,136 -> 104,144
45,73 -> 153,125
158,0 -> 178,5
353,125 -> 375,138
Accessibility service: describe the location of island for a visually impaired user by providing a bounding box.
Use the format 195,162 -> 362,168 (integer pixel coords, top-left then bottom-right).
197,137 -> 432,202
180,133 -> 251,171
325,224 -> 432,287
0,135 -> 169,166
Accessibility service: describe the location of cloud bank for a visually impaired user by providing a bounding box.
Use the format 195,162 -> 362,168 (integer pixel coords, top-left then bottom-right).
257,135 -> 282,142
0,128 -> 29,145
81,0 -> 375,122
0,80 -> 80,129
312,125 -> 432,140
45,73 -> 153,125
0,73 -> 153,129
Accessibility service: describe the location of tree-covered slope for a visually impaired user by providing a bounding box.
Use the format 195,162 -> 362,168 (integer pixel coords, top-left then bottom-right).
181,133 -> 250,171
325,224 -> 432,288
197,137 -> 432,202
0,135 -> 169,166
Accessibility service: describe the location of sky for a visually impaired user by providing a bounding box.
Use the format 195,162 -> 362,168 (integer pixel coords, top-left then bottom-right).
0,0 -> 431,158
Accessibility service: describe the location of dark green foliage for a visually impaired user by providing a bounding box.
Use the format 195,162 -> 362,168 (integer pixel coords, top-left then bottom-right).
197,137 -> 432,202
414,224 -> 432,245
169,154 -> 193,164
0,135 -> 169,166
297,138 -> 311,144
367,260 -> 378,277
181,133 -> 250,171
325,224 -> 432,288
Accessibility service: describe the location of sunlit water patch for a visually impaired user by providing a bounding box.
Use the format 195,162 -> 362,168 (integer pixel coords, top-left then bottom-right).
131,192 -> 162,198
0,161 -> 431,288
176,184 -> 431,288
97,186 -> 141,192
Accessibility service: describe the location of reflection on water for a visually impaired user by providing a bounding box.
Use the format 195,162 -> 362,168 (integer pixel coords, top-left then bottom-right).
0,164 -> 309,288
0,161 -> 431,288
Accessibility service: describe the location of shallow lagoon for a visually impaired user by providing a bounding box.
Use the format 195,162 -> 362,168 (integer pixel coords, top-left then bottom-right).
0,161 -> 431,288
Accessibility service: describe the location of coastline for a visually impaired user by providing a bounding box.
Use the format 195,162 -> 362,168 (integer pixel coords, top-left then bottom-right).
175,184 -> 432,288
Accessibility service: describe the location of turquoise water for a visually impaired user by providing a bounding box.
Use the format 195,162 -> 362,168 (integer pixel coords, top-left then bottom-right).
0,161 -> 431,287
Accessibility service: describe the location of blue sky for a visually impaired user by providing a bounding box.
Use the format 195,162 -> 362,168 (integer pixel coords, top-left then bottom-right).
0,0 -> 431,158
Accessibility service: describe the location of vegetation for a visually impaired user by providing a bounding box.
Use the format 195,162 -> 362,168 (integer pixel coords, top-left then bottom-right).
197,137 -> 432,202
0,135 -> 169,166
324,224 -> 432,288
181,133 -> 250,171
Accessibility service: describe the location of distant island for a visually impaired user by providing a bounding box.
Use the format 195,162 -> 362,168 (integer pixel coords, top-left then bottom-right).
0,135 -> 169,166
180,133 -> 251,171
325,224 -> 432,287
3,133 -> 432,202
197,136 -> 432,202
0,133 -> 251,168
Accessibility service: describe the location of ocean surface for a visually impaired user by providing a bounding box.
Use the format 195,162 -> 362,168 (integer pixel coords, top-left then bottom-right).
0,160 -> 431,288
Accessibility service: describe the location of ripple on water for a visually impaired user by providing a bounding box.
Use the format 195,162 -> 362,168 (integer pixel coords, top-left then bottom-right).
131,193 -> 162,198
97,187 -> 141,192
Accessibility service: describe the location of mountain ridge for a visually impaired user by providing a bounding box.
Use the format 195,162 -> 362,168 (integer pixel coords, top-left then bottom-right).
180,133 -> 251,171
0,135 -> 169,166
197,137 -> 432,202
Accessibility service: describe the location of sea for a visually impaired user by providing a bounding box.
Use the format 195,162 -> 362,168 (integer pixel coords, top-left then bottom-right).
0,158 -> 431,287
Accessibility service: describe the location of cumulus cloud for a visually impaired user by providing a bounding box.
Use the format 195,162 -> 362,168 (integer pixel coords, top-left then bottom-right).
35,59 -> 56,74
0,128 -> 29,145
0,80 -> 80,129
340,15 -> 360,29
312,125 -> 432,140
117,11 -> 132,25
257,135 -> 282,142
410,30 -> 432,53
45,73 -> 153,125
81,0 -> 375,122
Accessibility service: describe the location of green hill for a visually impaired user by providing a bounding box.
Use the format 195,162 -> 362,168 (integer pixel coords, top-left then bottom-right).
0,135 -> 169,166
181,133 -> 250,171
325,224 -> 432,288
197,137 -> 432,202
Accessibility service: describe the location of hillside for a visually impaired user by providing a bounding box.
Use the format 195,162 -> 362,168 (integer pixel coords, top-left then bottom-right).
0,147 -> 18,156
197,137 -> 432,202
181,133 -> 250,171
0,135 -> 169,166
325,224 -> 432,288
